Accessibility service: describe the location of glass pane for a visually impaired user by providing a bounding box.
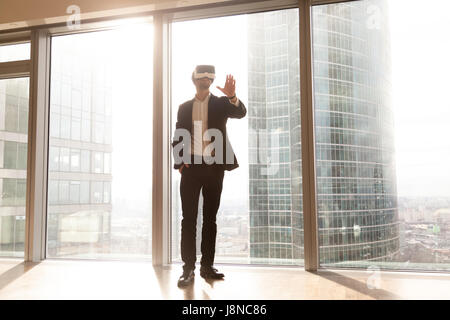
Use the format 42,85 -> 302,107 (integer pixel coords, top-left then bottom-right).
313,0 -> 450,271
47,23 -> 153,260
0,77 -> 29,258
0,43 -> 30,62
171,8 -> 302,265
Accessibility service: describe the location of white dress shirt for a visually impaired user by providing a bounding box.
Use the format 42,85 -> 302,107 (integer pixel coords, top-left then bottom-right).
191,93 -> 240,157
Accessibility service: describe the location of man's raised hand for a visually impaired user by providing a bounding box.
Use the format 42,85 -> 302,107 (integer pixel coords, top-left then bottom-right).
216,74 -> 236,98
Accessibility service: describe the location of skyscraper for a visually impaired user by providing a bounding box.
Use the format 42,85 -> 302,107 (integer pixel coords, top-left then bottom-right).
248,9 -> 302,264
248,0 -> 399,265
0,76 -> 29,257
47,34 -> 113,258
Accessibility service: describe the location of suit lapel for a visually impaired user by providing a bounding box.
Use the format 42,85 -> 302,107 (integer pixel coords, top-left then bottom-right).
185,98 -> 195,132
207,94 -> 217,129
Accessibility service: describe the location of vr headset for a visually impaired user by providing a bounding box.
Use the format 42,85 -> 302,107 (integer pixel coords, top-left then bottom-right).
192,65 -> 216,81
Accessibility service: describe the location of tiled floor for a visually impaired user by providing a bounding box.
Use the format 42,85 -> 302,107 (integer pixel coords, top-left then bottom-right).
0,259 -> 449,299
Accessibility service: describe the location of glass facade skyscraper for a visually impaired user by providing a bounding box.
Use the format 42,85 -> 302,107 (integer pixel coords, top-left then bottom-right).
0,77 -> 29,257
314,0 -> 399,265
248,1 -> 399,265
248,9 -> 303,264
0,36 -> 30,258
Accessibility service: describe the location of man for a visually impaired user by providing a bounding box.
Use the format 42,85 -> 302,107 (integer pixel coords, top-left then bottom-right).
172,65 -> 246,288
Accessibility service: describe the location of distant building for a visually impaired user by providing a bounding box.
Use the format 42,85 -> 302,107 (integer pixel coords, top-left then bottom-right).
248,9 -> 302,264
46,37 -> 113,257
0,77 -> 29,256
433,209 -> 450,224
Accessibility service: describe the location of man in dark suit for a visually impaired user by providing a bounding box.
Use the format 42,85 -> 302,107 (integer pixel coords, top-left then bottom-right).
172,65 -> 246,287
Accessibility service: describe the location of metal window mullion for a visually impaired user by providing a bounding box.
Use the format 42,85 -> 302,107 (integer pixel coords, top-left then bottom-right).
0,32 -> 30,44
153,14 -> 171,266
311,0 -> 359,6
25,29 -> 50,262
0,60 -> 30,79
169,0 -> 299,22
163,18 -> 172,266
299,0 -> 319,271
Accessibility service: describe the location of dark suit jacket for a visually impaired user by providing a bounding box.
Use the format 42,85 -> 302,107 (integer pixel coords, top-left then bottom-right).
172,94 -> 247,171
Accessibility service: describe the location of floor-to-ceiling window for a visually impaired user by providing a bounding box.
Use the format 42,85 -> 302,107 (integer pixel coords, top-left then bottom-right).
46,23 -> 154,260
2,0 -> 450,275
0,42 -> 30,257
312,0 -> 450,271
170,8 -> 303,266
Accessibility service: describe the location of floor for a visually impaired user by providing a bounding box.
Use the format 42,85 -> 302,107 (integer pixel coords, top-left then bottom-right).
0,259 -> 449,300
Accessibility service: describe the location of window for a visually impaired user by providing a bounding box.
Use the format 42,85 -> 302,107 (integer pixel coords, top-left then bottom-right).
47,23 -> 153,260
0,77 -> 29,258
4,141 -> 27,170
4,78 -> 29,133
81,150 -> 90,173
0,42 -> 30,63
2,0 -> 448,274
171,8 -> 302,265
313,0 -> 450,271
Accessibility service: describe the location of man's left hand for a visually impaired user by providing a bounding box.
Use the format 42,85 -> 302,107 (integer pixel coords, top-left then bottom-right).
217,74 -> 236,98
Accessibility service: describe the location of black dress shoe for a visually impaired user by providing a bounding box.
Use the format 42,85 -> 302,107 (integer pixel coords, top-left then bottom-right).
177,269 -> 195,288
200,266 -> 224,279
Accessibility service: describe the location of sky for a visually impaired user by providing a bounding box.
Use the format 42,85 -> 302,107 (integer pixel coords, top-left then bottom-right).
109,24 -> 154,213
388,0 -> 450,197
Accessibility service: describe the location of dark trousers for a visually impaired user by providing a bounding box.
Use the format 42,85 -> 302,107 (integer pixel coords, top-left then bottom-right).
180,161 -> 224,271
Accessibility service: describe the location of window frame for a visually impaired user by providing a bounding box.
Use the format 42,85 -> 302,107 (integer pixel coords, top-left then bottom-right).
0,34 -> 32,259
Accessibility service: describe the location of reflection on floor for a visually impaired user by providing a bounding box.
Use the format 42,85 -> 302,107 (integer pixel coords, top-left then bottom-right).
0,259 -> 449,299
